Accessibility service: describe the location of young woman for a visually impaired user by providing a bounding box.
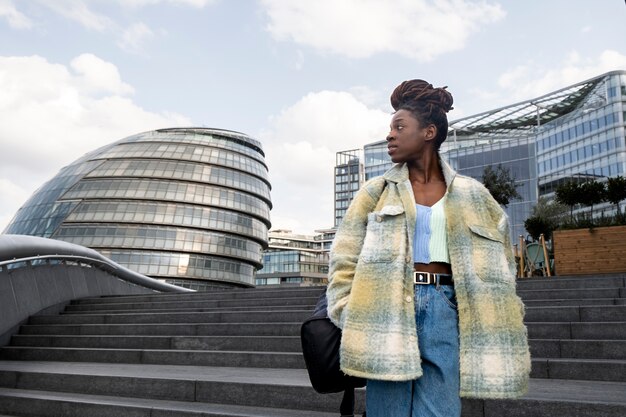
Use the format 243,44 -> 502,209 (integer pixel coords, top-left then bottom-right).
326,80 -> 530,417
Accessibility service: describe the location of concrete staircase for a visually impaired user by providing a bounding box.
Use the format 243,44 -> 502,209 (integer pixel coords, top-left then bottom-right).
0,275 -> 625,416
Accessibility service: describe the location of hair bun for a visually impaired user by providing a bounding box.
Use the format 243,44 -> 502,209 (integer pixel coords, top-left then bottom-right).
390,79 -> 454,113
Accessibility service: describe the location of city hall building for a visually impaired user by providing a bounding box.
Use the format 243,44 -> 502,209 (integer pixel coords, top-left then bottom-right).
337,70 -> 626,240
4,128 -> 271,290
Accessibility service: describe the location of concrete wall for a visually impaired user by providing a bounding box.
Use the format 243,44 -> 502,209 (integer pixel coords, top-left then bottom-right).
0,263 -> 156,346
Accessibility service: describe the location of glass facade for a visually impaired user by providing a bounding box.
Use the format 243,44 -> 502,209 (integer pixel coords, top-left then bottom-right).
339,71 -> 626,242
364,141 -> 391,181
536,108 -> 625,194
334,150 -> 363,227
446,138 -> 536,240
4,128 -> 271,289
256,230 -> 330,286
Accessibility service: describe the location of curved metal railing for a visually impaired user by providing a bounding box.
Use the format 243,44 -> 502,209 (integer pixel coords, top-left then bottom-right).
0,234 -> 193,293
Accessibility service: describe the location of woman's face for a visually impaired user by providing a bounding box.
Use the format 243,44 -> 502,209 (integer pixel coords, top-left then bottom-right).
386,109 -> 435,163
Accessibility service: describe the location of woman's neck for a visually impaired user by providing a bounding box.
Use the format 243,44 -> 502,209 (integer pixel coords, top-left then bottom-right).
407,151 -> 444,184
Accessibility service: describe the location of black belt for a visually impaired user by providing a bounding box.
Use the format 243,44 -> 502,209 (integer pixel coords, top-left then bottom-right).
413,271 -> 454,286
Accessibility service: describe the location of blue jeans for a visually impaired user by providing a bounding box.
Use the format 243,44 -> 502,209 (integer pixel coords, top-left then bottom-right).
366,284 -> 461,417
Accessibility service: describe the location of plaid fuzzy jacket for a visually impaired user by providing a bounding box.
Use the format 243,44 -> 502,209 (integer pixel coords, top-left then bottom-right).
326,160 -> 530,399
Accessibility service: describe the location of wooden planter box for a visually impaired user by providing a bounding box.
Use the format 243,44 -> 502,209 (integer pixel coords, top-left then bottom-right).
553,225 -> 626,275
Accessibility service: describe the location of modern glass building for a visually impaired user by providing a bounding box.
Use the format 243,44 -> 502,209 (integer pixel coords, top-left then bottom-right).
334,149 -> 364,227
4,128 -> 272,290
256,229 -> 331,286
363,141 -> 390,181
339,71 -> 626,241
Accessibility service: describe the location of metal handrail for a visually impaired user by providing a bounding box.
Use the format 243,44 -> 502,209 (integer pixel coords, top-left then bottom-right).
0,234 -> 193,293
0,254 -> 114,268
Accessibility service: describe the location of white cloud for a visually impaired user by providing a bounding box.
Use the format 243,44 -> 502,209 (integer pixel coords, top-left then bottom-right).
119,0 -> 217,7
293,50 -> 304,70
4,1 -> 215,53
260,90 -> 389,233
0,54 -> 192,232
260,0 -> 505,61
42,0 -> 114,31
70,53 -> 135,95
117,22 -> 155,53
349,85 -> 387,110
497,50 -> 626,101
0,0 -> 33,29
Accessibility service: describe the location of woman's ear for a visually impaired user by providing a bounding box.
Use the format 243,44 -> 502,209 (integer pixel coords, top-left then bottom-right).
424,124 -> 437,142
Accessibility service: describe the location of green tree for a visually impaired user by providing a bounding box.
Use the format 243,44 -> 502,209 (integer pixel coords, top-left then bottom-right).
524,216 -> 552,241
524,197 -> 567,241
579,180 -> 606,221
606,176 -> 626,215
531,196 -> 568,221
555,181 -> 582,222
482,164 -> 521,207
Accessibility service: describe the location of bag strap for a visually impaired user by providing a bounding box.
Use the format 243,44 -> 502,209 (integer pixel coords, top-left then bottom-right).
340,387 -> 354,416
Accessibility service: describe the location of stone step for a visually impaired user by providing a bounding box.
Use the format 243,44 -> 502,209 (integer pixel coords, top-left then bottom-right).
68,275 -> 626,307
10,335 -> 626,361
0,362 -> 350,412
516,275 -> 625,291
523,298 -> 623,307
28,305 -> 626,326
518,288 -> 624,301
73,287 -> 326,305
530,339 -> 626,359
62,304 -> 317,315
65,296 -> 319,312
472,378 -> 626,417
524,305 -> 626,322
18,322 -> 302,337
2,387 -> 625,417
9,335 -> 302,352
0,347 -> 305,369
531,358 -> 626,382
28,310 -> 313,325
0,362 -> 625,417
17,321 -> 626,342
0,388 -> 342,417
65,293 -> 626,314
4,276 -> 626,417
2,345 -> 624,382
527,322 -> 626,340
62,298 -> 626,314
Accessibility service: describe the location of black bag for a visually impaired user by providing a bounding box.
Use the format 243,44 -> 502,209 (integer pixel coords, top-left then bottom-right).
301,292 -> 366,394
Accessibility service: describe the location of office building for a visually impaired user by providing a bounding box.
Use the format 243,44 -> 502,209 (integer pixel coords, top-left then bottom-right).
256,229 -> 332,286
334,149 -> 364,227
4,128 -> 272,290
338,70 -> 626,240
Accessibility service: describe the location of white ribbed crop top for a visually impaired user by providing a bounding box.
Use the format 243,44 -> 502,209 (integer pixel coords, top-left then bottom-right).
412,195 -> 450,264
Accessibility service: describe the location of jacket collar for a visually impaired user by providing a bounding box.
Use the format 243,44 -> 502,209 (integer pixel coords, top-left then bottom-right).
383,156 -> 457,190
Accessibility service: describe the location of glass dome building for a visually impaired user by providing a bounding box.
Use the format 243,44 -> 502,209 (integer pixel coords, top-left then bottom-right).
4,128 -> 272,290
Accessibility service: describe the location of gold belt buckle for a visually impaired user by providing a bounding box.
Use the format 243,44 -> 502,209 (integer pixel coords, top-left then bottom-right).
413,271 -> 434,285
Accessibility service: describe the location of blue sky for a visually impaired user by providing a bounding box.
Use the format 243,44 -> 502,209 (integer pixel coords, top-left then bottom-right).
1,0 -> 625,234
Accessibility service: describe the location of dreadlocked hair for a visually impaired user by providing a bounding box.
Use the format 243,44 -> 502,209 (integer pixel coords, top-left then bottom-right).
390,79 -> 454,149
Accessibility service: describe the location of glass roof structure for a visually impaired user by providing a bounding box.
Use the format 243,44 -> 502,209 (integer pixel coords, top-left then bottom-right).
449,72 -> 610,140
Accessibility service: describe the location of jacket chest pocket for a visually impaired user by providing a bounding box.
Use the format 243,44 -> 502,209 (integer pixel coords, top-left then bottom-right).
468,224 -> 509,283
360,205 -> 406,263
